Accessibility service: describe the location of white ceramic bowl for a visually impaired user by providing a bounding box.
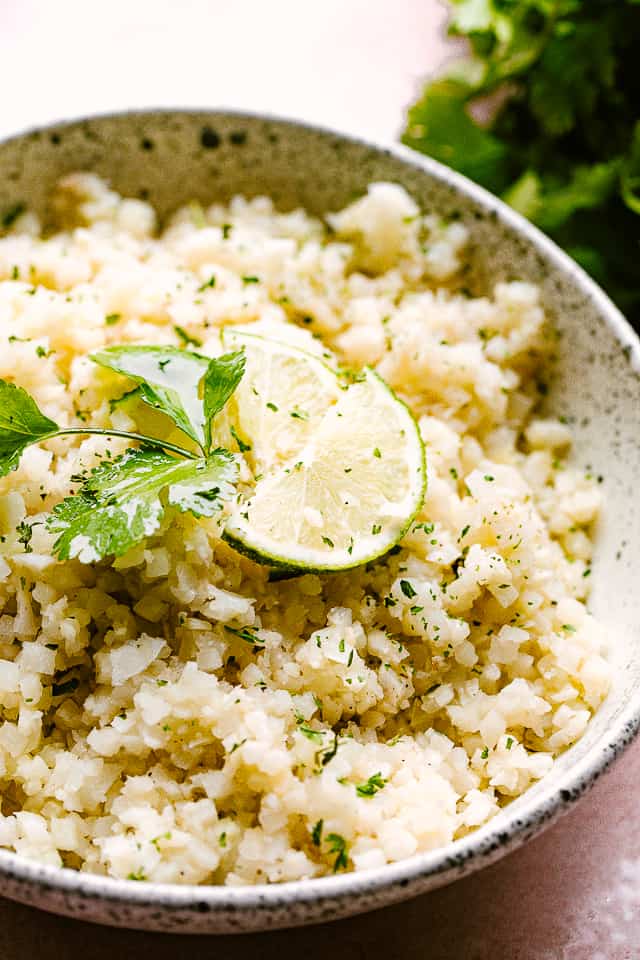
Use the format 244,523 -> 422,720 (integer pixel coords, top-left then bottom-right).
1,110 -> 639,934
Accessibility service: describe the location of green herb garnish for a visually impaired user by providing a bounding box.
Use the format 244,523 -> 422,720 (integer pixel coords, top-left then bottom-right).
0,380 -> 60,474
15,520 -> 34,553
326,833 -> 348,872
297,723 -> 324,743
150,832 -> 171,849
224,624 -> 265,647
315,732 -> 339,770
49,447 -> 236,562
413,521 -> 435,535
403,0 -> 640,323
355,772 -> 387,798
399,579 -> 417,599
0,346 -> 245,564
230,424 -> 251,453
311,819 -> 324,847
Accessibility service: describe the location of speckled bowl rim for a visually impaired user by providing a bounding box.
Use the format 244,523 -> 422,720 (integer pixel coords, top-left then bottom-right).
1,108 -> 640,927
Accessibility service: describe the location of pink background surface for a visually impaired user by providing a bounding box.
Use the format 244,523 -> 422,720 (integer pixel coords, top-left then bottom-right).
1,2 -> 639,956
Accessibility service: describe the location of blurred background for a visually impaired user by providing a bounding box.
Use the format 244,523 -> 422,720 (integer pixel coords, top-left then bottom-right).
0,0 -> 448,143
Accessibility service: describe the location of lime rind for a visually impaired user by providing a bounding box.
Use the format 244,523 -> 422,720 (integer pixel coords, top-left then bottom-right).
221,325 -> 333,364
224,366 -> 427,573
221,327 -> 339,386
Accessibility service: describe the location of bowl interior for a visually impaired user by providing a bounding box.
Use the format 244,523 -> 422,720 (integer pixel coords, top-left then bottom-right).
0,110 -> 639,930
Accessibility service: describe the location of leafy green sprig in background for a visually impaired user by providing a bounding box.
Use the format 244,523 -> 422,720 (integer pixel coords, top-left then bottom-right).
0,345 -> 245,562
403,0 -> 640,323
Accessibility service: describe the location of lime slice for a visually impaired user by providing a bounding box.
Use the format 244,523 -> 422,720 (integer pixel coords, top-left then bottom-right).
224,368 -> 426,571
223,319 -> 330,359
217,328 -> 342,474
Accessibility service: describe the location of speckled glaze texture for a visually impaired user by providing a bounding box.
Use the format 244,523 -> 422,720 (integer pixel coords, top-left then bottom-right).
0,110 -> 639,935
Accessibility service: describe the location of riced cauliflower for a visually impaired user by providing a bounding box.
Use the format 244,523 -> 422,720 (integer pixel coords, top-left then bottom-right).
0,175 -> 609,884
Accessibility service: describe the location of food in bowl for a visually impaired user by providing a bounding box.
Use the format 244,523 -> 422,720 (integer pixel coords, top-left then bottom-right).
0,173 -> 610,885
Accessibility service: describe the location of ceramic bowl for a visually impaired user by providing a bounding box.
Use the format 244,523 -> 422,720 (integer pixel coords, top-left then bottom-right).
0,110 -> 639,934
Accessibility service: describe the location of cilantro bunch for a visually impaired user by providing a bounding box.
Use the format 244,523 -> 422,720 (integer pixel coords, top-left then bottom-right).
403,0 -> 640,322
0,345 -> 245,562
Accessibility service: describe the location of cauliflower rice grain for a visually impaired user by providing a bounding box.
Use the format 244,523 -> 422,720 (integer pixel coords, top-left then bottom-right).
0,175 -> 610,884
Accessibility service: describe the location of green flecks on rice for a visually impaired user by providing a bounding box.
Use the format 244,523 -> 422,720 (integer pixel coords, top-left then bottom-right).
0,174 -> 609,885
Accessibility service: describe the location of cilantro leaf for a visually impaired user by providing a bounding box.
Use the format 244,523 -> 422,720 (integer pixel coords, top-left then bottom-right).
0,380 -> 58,477
404,78 -> 510,195
90,346 -> 210,450
621,121 -> 640,216
505,162 -> 621,234
47,447 -> 237,562
355,772 -> 387,798
404,0 -> 640,323
0,345 -> 244,566
203,351 -> 246,451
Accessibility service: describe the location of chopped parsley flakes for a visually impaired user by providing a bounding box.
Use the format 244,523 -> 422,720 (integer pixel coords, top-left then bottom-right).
311,819 -> 324,846
230,424 -> 251,452
297,723 -> 324,743
197,275 -> 216,291
399,579 -> 417,599
224,625 -> 265,647
326,833 -> 348,872
355,772 -> 387,798
15,520 -> 34,553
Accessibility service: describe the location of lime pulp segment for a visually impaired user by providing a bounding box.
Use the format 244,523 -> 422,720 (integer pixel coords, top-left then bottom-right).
224,367 -> 426,572
218,328 -> 342,474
